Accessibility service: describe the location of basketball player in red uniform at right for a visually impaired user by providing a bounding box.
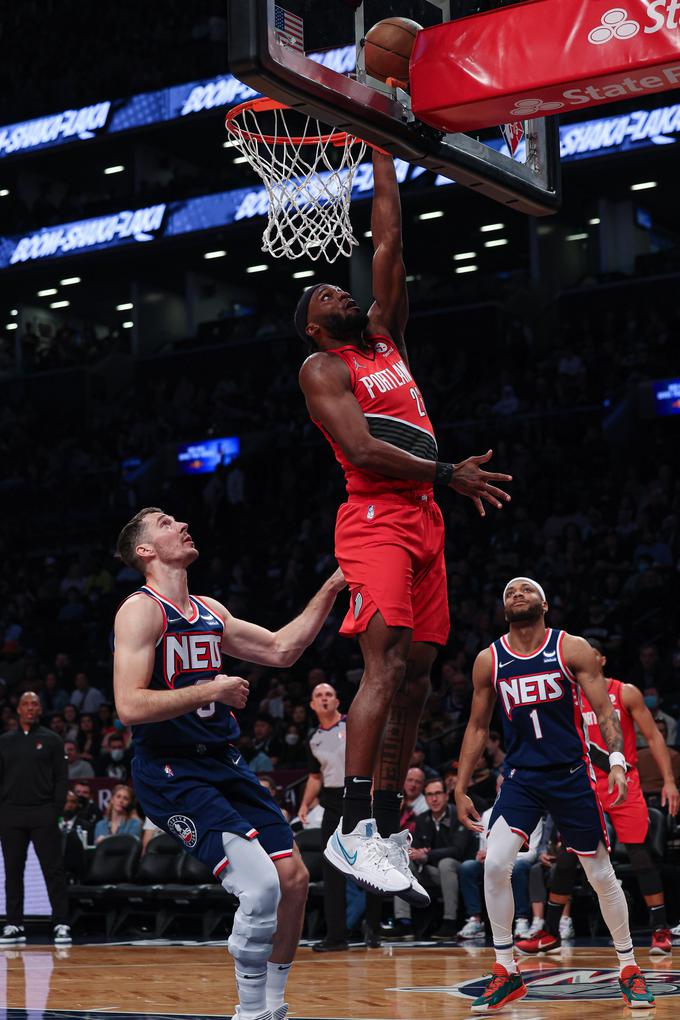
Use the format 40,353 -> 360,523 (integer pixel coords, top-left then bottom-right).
518,636 -> 680,958
296,149 -> 512,898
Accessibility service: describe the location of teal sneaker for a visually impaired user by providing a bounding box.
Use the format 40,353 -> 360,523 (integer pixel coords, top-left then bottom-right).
619,966 -> 655,1008
470,963 -> 527,1013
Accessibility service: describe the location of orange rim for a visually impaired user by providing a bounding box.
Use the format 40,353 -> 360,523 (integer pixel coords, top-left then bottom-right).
225,96 -> 355,147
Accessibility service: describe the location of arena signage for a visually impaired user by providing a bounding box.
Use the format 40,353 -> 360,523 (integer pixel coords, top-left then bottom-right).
411,1 -> 680,132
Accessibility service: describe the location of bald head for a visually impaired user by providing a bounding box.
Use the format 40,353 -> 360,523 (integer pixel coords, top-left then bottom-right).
18,691 -> 42,729
310,682 -> 340,721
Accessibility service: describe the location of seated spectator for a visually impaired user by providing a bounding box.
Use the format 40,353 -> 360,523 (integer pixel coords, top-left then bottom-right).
63,704 -> 80,743
42,673 -> 69,714
94,785 -> 142,843
49,713 -> 66,739
392,777 -> 476,940
77,713 -> 101,762
409,741 -> 440,781
72,780 -> 102,842
69,672 -> 105,714
635,689 -> 677,748
279,724 -> 307,767
95,732 -> 132,781
400,767 -> 428,834
458,776 -> 542,939
97,702 -> 115,738
252,714 -> 283,766
485,731 -> 506,771
59,790 -> 81,832
638,718 -> 680,797
64,739 -> 95,780
258,774 -> 291,821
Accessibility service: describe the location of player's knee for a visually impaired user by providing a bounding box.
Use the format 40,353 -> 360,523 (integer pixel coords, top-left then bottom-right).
579,845 -> 617,895
484,850 -> 513,889
280,855 -> 309,902
228,869 -> 281,968
405,671 -> 430,711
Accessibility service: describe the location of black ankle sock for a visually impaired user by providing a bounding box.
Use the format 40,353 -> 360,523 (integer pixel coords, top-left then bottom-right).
342,776 -> 372,833
650,904 -> 668,929
372,789 -> 402,838
545,901 -> 564,938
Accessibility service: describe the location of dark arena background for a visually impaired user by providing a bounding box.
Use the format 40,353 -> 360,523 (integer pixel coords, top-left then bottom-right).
0,2 -> 679,1019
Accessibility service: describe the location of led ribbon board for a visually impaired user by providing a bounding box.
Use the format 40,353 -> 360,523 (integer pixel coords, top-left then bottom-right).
411,0 -> 680,132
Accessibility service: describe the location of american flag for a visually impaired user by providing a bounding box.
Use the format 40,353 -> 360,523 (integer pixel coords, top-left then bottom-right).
274,5 -> 304,52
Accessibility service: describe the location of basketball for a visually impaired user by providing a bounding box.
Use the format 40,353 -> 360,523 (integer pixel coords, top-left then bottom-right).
364,17 -> 422,86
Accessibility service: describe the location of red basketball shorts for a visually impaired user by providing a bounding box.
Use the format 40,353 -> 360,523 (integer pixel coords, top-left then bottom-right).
595,767 -> 649,843
334,492 -> 450,646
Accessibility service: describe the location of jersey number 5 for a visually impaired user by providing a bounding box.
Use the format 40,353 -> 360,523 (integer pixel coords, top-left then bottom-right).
195,676 -> 215,719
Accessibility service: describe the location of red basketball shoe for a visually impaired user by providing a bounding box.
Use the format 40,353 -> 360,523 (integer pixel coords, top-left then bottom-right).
515,929 -> 561,955
650,928 -> 672,956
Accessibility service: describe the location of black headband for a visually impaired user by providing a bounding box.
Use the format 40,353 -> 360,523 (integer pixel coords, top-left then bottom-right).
293,283 -> 331,343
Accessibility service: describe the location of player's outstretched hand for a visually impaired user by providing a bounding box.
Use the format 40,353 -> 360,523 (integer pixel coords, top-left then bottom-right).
214,674 -> 249,709
455,792 -> 484,832
661,781 -> 680,817
608,764 -> 628,807
448,449 -> 512,518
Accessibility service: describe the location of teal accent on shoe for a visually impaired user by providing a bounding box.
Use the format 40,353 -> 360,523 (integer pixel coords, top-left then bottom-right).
472,969 -> 525,1011
333,832 -> 357,866
619,967 -> 655,1006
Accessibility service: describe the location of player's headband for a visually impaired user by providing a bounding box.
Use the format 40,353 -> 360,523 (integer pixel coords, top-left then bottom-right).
294,283 -> 331,342
503,577 -> 547,603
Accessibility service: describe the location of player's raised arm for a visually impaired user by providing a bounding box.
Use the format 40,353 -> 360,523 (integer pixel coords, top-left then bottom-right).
368,151 -> 408,360
113,595 -> 248,725
563,633 -> 627,807
455,648 -> 497,831
621,683 -> 680,816
199,568 -> 347,668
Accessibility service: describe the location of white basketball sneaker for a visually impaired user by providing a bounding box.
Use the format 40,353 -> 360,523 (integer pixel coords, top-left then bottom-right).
559,917 -> 575,939
384,829 -> 431,907
324,819 -> 410,896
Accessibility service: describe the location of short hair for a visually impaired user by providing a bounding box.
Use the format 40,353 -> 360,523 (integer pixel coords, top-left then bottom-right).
588,638 -> 605,654
424,776 -> 445,793
116,507 -> 164,572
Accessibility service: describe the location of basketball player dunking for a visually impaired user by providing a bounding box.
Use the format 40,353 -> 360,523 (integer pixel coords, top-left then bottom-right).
112,508 -> 346,1020
516,636 -> 679,957
296,149 -> 512,898
456,578 -> 655,1011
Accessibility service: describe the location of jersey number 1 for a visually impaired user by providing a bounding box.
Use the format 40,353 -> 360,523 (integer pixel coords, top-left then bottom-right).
529,708 -> 543,740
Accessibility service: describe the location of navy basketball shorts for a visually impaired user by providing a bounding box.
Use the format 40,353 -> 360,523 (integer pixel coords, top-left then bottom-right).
132,745 -> 293,880
488,761 -> 609,856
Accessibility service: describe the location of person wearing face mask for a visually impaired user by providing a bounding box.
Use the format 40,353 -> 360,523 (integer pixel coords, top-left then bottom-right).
280,725 -> 306,767
95,733 -> 132,781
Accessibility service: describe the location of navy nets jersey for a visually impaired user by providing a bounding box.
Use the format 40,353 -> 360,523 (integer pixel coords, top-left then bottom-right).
126,585 -> 240,753
491,628 -> 589,769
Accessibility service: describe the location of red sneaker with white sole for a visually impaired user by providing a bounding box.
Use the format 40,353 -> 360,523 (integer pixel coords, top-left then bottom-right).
650,928 -> 672,956
515,929 -> 561,955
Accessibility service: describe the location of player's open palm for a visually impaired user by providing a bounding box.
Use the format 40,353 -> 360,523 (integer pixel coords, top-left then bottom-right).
448,449 -> 512,517
456,792 -> 484,832
214,674 -> 250,709
608,764 -> 628,807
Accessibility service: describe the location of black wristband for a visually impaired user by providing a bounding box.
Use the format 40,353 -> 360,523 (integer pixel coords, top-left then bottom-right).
434,461 -> 454,486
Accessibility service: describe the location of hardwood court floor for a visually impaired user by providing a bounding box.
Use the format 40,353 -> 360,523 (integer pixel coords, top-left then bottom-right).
1,943 -> 678,1019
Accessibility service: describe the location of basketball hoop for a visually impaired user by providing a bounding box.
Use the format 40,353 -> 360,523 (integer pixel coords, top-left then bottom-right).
225,97 -> 366,263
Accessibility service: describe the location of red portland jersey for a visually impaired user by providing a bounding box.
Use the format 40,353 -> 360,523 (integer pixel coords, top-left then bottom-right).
581,678 -> 638,772
312,335 -> 438,497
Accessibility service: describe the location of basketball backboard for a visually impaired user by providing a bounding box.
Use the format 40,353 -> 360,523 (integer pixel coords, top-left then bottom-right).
227,0 -> 561,216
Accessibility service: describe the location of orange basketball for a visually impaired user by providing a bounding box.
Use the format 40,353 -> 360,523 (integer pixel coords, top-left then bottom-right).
364,17 -> 422,85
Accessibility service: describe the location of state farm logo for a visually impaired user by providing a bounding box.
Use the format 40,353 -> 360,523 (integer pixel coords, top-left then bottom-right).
511,98 -> 564,117
588,9 -> 639,45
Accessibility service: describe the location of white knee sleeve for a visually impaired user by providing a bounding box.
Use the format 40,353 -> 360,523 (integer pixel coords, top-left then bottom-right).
220,833 -> 282,969
579,842 -> 632,952
484,817 -> 526,948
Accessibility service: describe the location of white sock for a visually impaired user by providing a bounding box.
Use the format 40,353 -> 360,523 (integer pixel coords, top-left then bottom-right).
235,967 -> 268,1018
616,946 -> 637,974
494,945 -> 517,973
266,961 -> 292,1009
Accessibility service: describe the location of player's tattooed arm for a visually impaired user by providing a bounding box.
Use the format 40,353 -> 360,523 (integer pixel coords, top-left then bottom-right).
564,632 -> 627,805
455,649 -> 497,832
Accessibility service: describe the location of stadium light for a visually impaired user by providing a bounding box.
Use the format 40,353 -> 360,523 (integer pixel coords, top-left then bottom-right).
6,323 -> 17,330
37,288 -> 58,297
630,181 -> 657,191
480,223 -> 504,232
232,156 -> 249,165
204,250 -> 227,259
10,309 -> 18,316
122,321 -> 134,328
484,238 -> 509,248
60,277 -> 81,285
418,210 -> 444,220
50,300 -> 70,309
363,230 -> 372,238
246,264 -> 268,273
566,232 -> 588,241
455,265 -> 478,274
0,189 -> 9,197
293,270 -> 315,279
116,302 -> 134,311
588,218 -> 601,225
104,165 -> 125,175
453,252 -> 476,261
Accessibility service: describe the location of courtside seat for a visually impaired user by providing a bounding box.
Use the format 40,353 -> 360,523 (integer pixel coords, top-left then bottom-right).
108,835 -> 185,937
68,834 -> 141,936
153,849 -> 236,939
294,827 -> 324,938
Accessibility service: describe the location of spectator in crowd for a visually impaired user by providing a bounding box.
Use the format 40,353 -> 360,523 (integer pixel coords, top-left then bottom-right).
635,689 -> 678,748
279,724 -> 307,767
94,784 -> 142,843
62,705 -> 80,743
0,691 -> 71,945
628,645 -> 669,694
252,714 -> 283,767
64,740 -> 95,780
485,731 -> 506,771
400,768 -> 428,834
49,714 -> 66,739
69,672 -> 105,714
258,775 -> 290,821
72,780 -> 102,841
95,732 -> 132,781
42,673 -> 69,714
59,790 -> 80,832
638,718 -> 680,797
457,776 -> 542,940
141,815 -> 163,853
391,776 -> 477,941
409,741 -> 440,781
77,713 -> 101,762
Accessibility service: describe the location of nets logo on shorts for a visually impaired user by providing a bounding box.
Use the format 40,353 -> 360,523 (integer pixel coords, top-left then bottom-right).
390,967 -> 680,1002
167,814 -> 198,848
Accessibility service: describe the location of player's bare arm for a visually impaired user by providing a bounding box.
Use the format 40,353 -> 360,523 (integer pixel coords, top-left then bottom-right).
622,682 -> 680,815
113,594 -> 249,725
298,773 -> 322,824
299,355 -> 512,512
199,568 -> 346,668
563,632 -> 627,806
455,648 -> 497,831
367,151 -> 408,361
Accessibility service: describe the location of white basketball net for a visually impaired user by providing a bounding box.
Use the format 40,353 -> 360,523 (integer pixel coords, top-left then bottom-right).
226,105 -> 366,263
